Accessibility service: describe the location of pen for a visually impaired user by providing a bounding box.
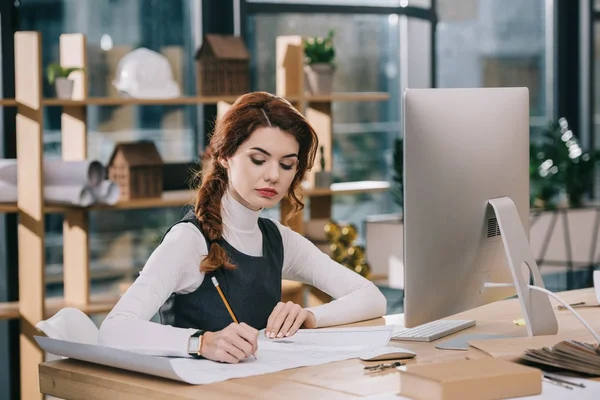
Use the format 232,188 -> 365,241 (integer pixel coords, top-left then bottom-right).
211,276 -> 257,360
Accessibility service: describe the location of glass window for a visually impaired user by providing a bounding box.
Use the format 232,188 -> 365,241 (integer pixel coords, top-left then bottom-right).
19,0 -> 201,298
436,0 -> 547,123
247,13 -> 401,236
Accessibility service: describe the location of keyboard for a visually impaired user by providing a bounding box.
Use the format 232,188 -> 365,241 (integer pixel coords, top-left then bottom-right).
390,319 -> 476,342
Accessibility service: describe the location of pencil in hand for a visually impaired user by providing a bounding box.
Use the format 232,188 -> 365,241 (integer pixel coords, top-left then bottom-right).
211,277 -> 257,360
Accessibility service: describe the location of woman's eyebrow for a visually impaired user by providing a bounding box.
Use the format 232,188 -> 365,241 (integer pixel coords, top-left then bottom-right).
250,147 -> 298,158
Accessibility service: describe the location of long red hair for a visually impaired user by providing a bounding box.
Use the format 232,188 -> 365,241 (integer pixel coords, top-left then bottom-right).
194,91 -> 318,273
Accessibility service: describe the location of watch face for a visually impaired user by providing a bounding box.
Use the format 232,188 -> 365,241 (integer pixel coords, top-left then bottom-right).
189,337 -> 199,353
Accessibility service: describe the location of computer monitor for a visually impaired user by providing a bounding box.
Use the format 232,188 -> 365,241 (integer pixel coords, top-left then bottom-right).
403,87 -> 558,336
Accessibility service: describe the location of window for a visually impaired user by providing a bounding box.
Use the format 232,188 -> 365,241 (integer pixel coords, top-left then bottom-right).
247,12 -> 401,231
436,0 -> 548,126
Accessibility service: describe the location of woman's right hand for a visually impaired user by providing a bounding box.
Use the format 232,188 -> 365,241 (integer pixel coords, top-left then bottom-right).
200,323 -> 259,363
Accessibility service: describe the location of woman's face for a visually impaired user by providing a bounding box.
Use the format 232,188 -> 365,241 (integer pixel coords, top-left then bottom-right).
222,126 -> 300,211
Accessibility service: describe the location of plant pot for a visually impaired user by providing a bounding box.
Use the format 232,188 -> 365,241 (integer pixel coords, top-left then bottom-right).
314,171 -> 333,189
304,63 -> 335,94
55,77 -> 74,99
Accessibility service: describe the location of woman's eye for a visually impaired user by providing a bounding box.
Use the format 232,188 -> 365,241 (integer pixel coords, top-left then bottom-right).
280,163 -> 294,171
251,158 -> 265,166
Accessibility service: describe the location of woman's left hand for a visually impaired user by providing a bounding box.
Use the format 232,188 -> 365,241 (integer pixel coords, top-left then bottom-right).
265,301 -> 316,339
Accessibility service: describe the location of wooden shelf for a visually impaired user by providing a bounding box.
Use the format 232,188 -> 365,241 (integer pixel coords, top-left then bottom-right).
305,180 -> 390,197
305,92 -> 389,103
0,99 -> 16,107
0,183 -> 390,215
39,92 -> 386,107
0,294 -> 121,321
89,190 -> 195,210
43,95 -> 242,107
0,301 -> 19,320
0,203 -> 18,213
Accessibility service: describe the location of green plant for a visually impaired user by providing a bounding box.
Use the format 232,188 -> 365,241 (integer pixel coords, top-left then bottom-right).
46,63 -> 84,85
303,29 -> 336,66
530,117 -> 599,209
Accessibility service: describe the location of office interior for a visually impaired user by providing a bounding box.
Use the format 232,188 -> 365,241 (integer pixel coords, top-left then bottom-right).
1,0 -> 600,399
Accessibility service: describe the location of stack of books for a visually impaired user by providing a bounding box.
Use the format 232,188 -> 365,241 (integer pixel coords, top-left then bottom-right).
520,340 -> 600,375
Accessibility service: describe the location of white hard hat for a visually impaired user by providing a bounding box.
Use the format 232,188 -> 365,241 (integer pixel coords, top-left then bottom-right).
113,48 -> 180,99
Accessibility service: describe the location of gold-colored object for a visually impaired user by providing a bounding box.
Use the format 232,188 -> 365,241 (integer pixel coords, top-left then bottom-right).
347,245 -> 364,263
324,220 -> 342,242
330,243 -> 346,263
340,223 -> 358,245
513,318 -> 526,326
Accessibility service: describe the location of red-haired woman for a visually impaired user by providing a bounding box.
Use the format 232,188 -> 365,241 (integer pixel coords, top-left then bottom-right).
99,92 -> 386,364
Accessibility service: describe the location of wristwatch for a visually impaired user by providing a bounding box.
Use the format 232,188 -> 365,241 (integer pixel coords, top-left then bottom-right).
188,329 -> 206,358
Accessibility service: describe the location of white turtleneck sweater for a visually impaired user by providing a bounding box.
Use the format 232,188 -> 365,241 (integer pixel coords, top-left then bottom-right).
98,191 -> 387,357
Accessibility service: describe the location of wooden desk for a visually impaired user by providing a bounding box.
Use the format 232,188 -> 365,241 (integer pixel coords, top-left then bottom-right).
38,288 -> 600,399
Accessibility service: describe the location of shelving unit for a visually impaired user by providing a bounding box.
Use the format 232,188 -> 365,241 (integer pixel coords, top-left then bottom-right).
2,31 -> 390,399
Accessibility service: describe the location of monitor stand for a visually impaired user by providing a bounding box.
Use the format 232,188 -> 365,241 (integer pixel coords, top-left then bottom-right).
487,196 -> 558,337
436,197 -> 559,351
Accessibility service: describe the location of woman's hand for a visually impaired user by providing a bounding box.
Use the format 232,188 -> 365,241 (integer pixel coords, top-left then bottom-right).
265,301 -> 316,339
200,323 -> 258,363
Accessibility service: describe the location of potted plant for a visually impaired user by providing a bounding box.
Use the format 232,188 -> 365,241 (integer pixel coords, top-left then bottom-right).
314,146 -> 333,188
530,117 -> 599,209
46,63 -> 84,99
303,29 -> 336,94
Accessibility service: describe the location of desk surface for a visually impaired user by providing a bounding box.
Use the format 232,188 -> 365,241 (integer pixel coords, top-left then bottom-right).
38,288 -> 600,400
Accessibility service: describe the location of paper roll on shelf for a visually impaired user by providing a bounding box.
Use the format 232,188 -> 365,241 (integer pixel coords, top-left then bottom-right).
0,159 -> 106,188
44,185 -> 95,207
92,181 -> 120,205
0,182 -> 17,202
43,159 -> 105,188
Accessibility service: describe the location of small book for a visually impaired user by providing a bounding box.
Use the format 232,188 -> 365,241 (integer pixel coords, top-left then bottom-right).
398,358 -> 542,400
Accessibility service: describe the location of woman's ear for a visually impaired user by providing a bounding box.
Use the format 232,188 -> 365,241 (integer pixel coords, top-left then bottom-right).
219,158 -> 229,169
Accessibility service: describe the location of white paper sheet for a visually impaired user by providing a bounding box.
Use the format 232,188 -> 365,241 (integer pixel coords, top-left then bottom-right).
261,326 -> 393,348
35,326 -> 394,385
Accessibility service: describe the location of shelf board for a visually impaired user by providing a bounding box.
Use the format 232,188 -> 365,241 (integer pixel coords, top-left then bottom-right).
0,182 -> 390,214
0,294 -> 121,321
0,99 -> 17,107
40,92 -> 388,107
305,180 -> 390,197
0,203 -> 18,213
43,95 -> 242,107
0,301 -> 19,320
90,190 -> 195,210
305,92 -> 389,103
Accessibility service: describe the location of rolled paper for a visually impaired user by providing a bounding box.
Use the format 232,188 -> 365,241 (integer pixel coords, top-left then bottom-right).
44,185 -> 95,207
0,159 -> 105,188
0,159 -> 17,185
43,159 -> 105,187
92,180 -> 120,205
0,181 -> 17,202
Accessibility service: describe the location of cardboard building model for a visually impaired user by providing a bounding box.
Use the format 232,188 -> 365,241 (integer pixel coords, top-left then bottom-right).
195,34 -> 251,96
108,141 -> 164,201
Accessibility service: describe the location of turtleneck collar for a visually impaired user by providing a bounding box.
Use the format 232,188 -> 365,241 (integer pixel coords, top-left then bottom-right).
221,189 -> 261,233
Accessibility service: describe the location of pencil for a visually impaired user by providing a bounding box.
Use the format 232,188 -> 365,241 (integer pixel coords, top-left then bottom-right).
211,276 -> 256,359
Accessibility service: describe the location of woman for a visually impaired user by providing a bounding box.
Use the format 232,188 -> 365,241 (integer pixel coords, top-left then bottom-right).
99,91 -> 387,364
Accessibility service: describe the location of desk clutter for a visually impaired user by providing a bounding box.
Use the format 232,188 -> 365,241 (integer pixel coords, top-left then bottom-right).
520,340 -> 600,375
